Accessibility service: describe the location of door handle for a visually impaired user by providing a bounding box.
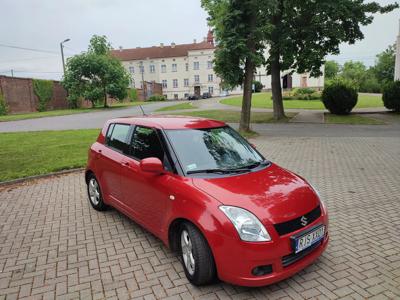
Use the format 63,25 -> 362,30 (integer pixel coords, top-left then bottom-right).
121,161 -> 136,171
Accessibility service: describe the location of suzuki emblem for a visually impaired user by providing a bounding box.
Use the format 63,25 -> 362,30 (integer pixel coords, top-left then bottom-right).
300,216 -> 308,226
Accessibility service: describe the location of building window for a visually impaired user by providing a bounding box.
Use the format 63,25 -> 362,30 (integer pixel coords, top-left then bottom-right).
172,64 -> 177,72
130,78 -> 135,88
161,65 -> 166,73
184,79 -> 189,87
173,79 -> 178,88
150,65 -> 155,73
193,61 -> 199,70
194,75 -> 200,83
185,63 -> 189,71
207,61 -> 213,69
208,74 -> 213,82
129,66 -> 134,73
184,93 -> 189,98
174,94 -> 179,100
162,80 -> 167,88
208,86 -> 214,95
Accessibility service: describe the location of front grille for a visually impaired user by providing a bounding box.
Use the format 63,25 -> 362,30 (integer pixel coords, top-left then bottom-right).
282,241 -> 322,267
274,205 -> 322,236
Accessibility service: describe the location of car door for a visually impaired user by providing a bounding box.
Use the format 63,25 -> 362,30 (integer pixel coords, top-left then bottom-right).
97,123 -> 131,205
120,126 -> 174,235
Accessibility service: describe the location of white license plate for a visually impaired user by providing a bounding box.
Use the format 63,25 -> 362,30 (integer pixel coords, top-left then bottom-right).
294,225 -> 325,254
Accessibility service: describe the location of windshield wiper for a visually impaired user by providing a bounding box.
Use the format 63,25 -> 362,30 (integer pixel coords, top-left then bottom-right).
186,168 -> 234,175
227,160 -> 270,172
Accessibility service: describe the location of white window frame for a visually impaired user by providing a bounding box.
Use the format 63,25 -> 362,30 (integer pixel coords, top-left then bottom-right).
173,79 -> 178,88
193,62 -> 199,70
162,80 -> 167,88
161,65 -> 167,73
172,64 -> 177,72
194,75 -> 200,83
184,79 -> 189,87
150,65 -> 155,73
208,74 -> 213,82
207,61 -> 213,69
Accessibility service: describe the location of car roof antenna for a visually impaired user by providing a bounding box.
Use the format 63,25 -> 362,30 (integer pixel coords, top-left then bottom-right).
139,105 -> 147,116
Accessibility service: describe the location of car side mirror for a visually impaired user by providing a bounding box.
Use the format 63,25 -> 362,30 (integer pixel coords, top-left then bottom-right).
140,157 -> 165,174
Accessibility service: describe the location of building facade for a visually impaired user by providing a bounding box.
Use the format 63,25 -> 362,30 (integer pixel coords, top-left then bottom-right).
112,32 -> 324,100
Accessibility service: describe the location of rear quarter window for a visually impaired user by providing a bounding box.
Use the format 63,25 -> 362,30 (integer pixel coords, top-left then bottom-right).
106,123 -> 130,152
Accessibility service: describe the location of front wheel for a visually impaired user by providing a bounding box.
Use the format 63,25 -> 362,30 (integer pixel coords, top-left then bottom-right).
179,222 -> 216,285
87,174 -> 108,211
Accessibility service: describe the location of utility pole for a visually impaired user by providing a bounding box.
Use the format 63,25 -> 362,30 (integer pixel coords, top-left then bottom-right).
60,38 -> 70,76
11,69 -> 14,78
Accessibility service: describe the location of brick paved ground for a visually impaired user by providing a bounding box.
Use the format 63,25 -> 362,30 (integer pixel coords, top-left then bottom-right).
0,136 -> 399,299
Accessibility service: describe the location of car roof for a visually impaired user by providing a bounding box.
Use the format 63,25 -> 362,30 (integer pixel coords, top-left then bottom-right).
106,115 -> 226,130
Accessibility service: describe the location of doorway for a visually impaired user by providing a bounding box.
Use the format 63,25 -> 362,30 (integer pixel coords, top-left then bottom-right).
194,86 -> 201,97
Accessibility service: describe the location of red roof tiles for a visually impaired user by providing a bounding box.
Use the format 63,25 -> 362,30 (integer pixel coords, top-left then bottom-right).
111,41 -> 215,61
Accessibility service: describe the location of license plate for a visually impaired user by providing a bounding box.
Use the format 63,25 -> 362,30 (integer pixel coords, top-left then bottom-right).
294,225 -> 325,254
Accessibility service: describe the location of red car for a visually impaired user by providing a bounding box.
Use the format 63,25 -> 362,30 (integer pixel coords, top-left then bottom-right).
86,116 -> 329,287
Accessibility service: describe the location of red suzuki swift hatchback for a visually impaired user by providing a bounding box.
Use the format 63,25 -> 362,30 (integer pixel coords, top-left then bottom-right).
86,116 -> 329,287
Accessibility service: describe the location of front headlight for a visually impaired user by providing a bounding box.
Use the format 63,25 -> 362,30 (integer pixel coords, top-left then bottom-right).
219,206 -> 271,242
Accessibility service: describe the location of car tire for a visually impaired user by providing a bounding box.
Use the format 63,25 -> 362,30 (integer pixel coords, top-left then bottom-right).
179,222 -> 216,286
86,174 -> 108,211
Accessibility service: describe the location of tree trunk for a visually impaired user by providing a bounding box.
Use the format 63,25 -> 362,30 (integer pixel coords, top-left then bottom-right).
103,87 -> 108,108
271,52 -> 285,120
239,59 -> 255,132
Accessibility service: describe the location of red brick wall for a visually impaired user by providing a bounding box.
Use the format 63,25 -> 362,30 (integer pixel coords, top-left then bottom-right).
0,75 -> 69,113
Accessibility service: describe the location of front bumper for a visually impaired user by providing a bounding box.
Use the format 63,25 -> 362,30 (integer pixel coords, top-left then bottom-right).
212,216 -> 329,287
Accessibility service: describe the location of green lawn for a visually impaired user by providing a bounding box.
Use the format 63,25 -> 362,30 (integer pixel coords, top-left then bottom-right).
0,101 -> 148,122
0,129 -> 99,182
221,92 -> 383,110
325,114 -> 385,125
172,110 -> 295,123
156,102 -> 197,112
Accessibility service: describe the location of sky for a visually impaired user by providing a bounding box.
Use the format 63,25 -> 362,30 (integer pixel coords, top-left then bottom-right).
0,0 -> 399,80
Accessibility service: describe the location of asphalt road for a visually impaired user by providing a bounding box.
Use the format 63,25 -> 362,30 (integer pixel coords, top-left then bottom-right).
0,101 -> 182,132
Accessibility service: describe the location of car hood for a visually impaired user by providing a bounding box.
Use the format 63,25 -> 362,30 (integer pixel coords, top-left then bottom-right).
191,163 -> 319,224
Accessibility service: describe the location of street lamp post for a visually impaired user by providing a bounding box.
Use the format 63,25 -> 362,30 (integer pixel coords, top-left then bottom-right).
60,38 -> 70,76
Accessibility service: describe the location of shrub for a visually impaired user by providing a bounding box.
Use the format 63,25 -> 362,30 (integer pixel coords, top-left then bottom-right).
282,89 -> 321,100
0,92 -> 8,115
293,87 -> 315,96
33,79 -> 53,112
148,94 -> 166,102
253,81 -> 263,93
382,81 -> 400,112
322,79 -> 358,115
128,88 -> 138,101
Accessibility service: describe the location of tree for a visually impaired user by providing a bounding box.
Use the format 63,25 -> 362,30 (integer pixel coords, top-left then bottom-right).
201,0 -> 268,132
371,44 -> 396,85
325,61 -> 341,80
340,61 -> 367,88
263,0 -> 397,119
62,35 -> 130,108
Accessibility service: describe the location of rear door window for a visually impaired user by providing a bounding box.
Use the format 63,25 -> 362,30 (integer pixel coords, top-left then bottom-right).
107,123 -> 130,153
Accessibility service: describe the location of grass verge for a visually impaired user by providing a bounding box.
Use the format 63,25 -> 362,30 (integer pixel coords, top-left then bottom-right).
221,92 -> 383,110
0,101 -> 149,122
156,102 -> 197,112
324,114 -> 385,125
172,110 -> 296,123
0,129 -> 99,182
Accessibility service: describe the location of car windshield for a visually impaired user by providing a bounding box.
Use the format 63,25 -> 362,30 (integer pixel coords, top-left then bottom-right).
166,126 -> 266,174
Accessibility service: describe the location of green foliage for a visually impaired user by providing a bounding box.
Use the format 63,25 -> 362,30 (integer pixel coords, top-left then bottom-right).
147,95 -> 166,102
128,88 -> 138,101
32,79 -> 53,112
0,92 -> 8,115
62,35 -> 130,108
371,44 -> 396,85
325,61 -> 341,79
253,81 -> 263,92
382,81 -> 400,112
282,88 -> 321,100
322,79 -> 358,115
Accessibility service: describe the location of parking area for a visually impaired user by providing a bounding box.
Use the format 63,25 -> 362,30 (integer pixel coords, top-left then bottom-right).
0,135 -> 399,299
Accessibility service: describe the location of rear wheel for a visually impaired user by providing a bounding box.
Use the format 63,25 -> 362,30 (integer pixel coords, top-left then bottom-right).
179,222 -> 216,285
87,174 -> 108,211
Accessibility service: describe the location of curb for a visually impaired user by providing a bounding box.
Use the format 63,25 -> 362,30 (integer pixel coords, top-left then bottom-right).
0,168 -> 84,187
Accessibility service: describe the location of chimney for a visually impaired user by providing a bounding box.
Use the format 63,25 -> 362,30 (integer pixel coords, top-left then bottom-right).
207,29 -> 214,45
193,39 -> 197,44
171,42 -> 176,48
160,43 -> 164,48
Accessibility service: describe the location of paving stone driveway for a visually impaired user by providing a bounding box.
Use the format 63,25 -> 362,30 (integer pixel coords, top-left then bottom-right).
1,136 -> 399,299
